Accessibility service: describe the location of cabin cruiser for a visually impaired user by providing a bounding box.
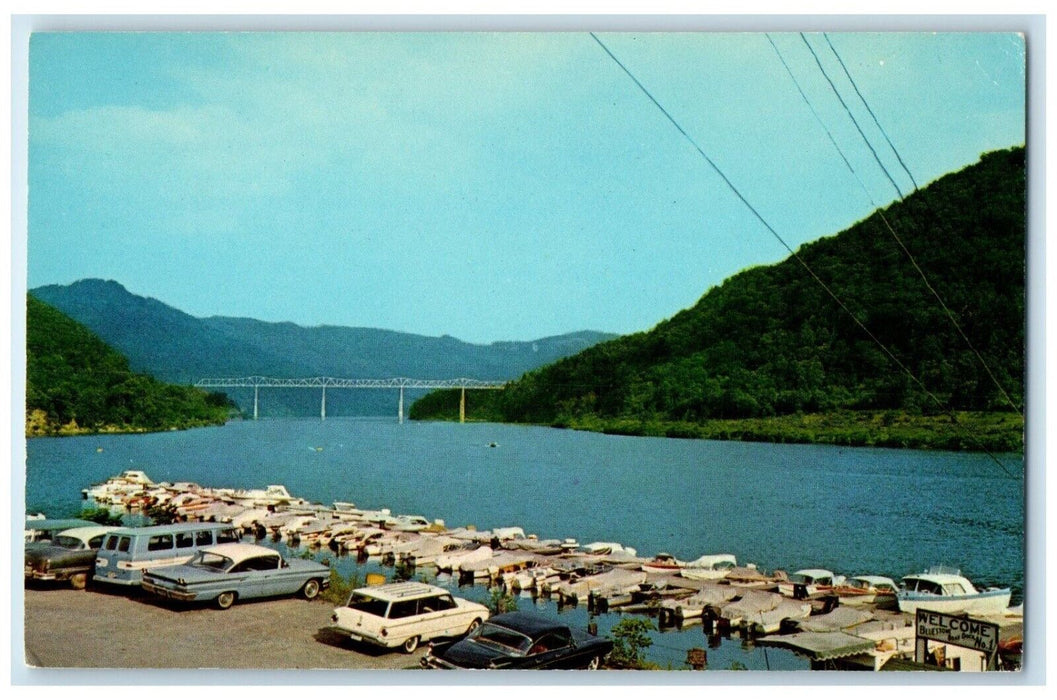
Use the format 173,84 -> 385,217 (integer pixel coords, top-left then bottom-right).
897,566 -> 1012,616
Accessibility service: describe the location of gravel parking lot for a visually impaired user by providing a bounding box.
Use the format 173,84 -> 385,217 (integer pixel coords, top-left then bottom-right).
22,583 -> 426,673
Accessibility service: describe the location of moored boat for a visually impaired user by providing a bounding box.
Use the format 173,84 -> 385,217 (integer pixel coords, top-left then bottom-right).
778,569 -> 844,598
896,566 -> 1012,616
832,575 -> 899,607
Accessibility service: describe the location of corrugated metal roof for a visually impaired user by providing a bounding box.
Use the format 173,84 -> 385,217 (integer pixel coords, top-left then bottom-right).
756,631 -> 877,660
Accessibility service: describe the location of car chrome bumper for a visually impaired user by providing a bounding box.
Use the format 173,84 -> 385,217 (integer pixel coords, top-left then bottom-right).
141,581 -> 196,601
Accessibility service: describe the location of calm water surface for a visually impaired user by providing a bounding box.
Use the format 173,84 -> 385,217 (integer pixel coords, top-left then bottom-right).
24,418 -> 1024,670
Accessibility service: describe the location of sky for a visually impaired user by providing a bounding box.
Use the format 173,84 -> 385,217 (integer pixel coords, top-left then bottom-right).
23,29 -> 1026,344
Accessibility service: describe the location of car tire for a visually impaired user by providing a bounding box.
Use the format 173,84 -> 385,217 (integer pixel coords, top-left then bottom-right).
402,636 -> 420,654
587,655 -> 602,670
466,618 -> 482,635
216,591 -> 237,610
69,573 -> 87,590
302,579 -> 321,600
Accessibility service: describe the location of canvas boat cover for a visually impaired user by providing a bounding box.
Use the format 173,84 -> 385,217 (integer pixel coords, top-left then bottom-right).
755,631 -> 877,661
719,590 -> 784,618
797,607 -> 874,633
756,600 -> 813,631
685,584 -> 741,607
724,566 -> 774,583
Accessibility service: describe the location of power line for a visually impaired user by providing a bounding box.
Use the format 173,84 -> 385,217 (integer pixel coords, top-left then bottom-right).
588,32 -> 1018,478
798,33 -> 908,201
823,33 -> 920,192
812,34 -> 1024,419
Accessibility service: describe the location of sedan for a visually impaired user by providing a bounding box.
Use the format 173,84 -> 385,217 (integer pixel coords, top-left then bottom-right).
141,542 -> 330,609
422,611 -> 613,669
25,525 -> 118,589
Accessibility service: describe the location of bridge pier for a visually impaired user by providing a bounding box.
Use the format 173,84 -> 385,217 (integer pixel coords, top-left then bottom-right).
460,387 -> 466,423
253,385 -> 259,421
321,385 -> 326,421
398,386 -> 405,424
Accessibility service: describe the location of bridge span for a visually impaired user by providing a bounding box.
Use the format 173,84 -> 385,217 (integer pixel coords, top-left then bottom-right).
194,376 -> 506,422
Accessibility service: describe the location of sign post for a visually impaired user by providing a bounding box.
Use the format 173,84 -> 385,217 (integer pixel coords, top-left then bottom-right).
914,608 -> 1000,670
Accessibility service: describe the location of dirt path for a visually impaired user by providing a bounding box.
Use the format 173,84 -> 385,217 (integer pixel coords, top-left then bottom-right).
22,583 -> 425,672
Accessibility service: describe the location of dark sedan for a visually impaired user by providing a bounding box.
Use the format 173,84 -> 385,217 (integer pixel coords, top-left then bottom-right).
422,611 -> 612,670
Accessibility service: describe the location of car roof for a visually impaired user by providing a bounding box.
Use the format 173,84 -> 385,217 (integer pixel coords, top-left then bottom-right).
56,526 -> 119,540
486,612 -> 567,637
350,581 -> 448,601
104,522 -> 237,536
26,518 -> 97,532
198,543 -> 281,562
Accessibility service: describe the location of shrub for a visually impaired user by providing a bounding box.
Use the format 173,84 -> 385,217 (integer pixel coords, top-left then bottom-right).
78,506 -> 123,526
607,617 -> 657,669
322,569 -> 362,606
487,586 -> 518,615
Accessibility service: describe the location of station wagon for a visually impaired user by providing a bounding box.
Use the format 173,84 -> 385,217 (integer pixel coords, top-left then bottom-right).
329,581 -> 489,653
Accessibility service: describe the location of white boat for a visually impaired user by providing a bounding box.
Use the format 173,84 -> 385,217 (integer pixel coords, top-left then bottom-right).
660,583 -> 740,619
459,552 -> 542,580
82,470 -> 156,504
897,566 -> 1012,616
383,515 -> 432,532
641,552 -> 738,579
582,541 -> 638,557
227,484 -> 309,508
778,568 -> 844,597
679,554 -> 738,580
434,545 -> 494,572
553,567 -> 646,605
832,575 -> 899,607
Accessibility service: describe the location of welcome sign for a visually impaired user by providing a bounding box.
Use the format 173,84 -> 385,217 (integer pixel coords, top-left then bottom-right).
915,609 -> 1000,655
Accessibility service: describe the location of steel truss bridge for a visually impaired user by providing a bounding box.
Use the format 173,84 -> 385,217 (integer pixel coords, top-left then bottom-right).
194,376 -> 506,422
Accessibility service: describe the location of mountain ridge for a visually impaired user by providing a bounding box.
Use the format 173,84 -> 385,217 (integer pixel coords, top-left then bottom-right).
29,279 -> 616,416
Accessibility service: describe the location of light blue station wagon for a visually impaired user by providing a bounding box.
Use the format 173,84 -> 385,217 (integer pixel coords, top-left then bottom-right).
141,542 -> 330,609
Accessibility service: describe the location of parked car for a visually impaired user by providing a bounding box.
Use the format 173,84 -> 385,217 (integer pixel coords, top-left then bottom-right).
422,611 -> 613,669
328,581 -> 489,653
94,522 -> 242,586
140,542 -> 330,609
25,518 -> 97,545
24,525 -> 119,589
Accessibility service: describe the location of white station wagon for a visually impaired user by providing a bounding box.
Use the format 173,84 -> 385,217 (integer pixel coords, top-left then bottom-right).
329,581 -> 489,653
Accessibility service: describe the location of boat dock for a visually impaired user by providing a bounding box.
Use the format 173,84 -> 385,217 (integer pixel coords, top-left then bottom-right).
68,469 -> 1024,672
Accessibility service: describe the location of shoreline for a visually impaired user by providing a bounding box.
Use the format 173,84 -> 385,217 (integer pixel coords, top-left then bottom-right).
414,410 -> 1024,454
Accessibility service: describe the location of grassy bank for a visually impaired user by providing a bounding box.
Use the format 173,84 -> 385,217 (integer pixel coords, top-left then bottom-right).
553,411 -> 1023,453
413,391 -> 1023,453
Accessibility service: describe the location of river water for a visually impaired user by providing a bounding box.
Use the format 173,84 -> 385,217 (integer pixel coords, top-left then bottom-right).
23,418 -> 1024,671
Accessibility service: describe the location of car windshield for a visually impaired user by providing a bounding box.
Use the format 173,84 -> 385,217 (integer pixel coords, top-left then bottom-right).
345,594 -> 390,617
468,622 -> 534,654
190,552 -> 234,571
52,536 -> 85,549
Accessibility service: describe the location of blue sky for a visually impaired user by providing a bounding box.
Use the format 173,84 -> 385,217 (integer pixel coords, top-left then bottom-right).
26,31 -> 1026,344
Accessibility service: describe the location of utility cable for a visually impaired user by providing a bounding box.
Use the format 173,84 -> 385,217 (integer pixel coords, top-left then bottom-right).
823,32 -> 920,192
589,32 -> 1019,478
799,33 -> 908,202
811,33 -> 1024,418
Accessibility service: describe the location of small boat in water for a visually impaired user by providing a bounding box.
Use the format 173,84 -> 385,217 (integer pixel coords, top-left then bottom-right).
832,575 -> 899,607
778,568 -> 844,598
896,566 -> 1012,616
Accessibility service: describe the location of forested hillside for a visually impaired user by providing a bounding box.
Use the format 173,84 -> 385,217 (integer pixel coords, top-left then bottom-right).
413,148 -> 1025,451
30,279 -> 615,417
26,295 -> 232,435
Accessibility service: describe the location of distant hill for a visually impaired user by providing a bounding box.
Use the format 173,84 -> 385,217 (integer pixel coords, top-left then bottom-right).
26,296 -> 230,435
29,279 -> 615,417
414,147 -> 1025,450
